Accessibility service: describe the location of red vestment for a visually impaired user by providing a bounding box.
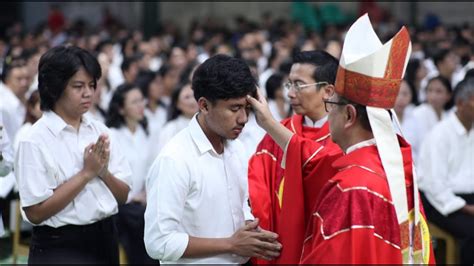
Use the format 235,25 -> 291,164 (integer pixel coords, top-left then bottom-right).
284,135 -> 436,264
248,114 -> 341,264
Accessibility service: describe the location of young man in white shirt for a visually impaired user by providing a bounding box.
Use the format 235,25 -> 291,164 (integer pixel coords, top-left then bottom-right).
15,45 -> 132,264
145,54 -> 282,264
419,77 -> 474,264
0,59 -> 29,141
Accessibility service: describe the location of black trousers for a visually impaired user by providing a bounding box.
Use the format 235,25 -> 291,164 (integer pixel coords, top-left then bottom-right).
421,192 -> 474,264
28,215 -> 119,264
116,202 -> 159,265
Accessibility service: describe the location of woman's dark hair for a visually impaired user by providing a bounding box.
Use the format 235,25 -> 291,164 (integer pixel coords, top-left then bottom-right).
24,90 -> 41,124
135,70 -> 157,99
293,50 -> 338,85
105,83 -> 148,135
404,59 -> 421,105
167,82 -> 190,122
38,45 -> 101,111
191,54 -> 256,103
265,72 -> 285,100
427,75 -> 454,110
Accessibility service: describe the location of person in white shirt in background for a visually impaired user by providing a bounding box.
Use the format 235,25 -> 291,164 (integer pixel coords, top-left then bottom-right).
137,70 -> 168,137
0,113 -> 14,237
418,49 -> 459,102
403,75 -> 453,163
265,72 -> 290,123
418,77 -> 474,264
105,83 -> 158,264
393,79 -> 415,133
0,59 -> 32,221
0,59 -> 30,141
144,54 -> 282,264
15,45 -> 132,264
152,82 -> 199,160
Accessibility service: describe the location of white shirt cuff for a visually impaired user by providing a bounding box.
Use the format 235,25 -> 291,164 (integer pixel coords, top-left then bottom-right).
426,193 -> 466,216
162,232 -> 189,262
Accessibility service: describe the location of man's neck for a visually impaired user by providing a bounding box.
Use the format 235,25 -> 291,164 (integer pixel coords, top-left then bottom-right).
456,111 -> 473,132
305,109 -> 327,125
196,113 -> 224,154
340,129 -> 374,153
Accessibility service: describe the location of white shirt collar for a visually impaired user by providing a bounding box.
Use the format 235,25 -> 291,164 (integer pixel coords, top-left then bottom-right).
189,113 -> 218,155
43,111 -> 92,137
346,138 -> 377,154
304,115 -> 328,128
452,111 -> 472,136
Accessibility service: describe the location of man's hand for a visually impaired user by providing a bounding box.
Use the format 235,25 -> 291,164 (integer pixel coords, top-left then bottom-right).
461,204 -> 474,216
247,89 -> 276,130
228,218 -> 282,260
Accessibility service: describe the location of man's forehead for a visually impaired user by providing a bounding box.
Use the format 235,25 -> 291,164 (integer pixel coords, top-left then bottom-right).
215,96 -> 249,106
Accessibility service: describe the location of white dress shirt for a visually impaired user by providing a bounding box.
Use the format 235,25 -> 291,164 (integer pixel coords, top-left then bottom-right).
144,114 -> 254,264
0,113 -> 13,177
238,112 -> 266,162
403,103 -> 448,163
15,111 -> 132,227
145,105 -> 168,136
0,83 -> 26,141
110,126 -> 150,202
418,112 -> 474,216
153,115 -> 191,159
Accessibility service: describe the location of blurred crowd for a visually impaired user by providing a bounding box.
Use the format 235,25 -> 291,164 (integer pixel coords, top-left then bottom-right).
0,2 -> 473,263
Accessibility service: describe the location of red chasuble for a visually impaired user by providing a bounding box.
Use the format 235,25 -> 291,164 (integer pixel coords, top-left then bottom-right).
288,136 -> 436,264
248,114 -> 342,264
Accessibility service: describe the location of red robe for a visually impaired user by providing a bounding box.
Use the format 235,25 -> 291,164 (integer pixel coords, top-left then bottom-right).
285,135 -> 435,264
248,114 -> 341,264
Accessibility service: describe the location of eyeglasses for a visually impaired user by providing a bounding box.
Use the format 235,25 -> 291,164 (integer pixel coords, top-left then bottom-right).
323,99 -> 347,112
284,81 -> 328,93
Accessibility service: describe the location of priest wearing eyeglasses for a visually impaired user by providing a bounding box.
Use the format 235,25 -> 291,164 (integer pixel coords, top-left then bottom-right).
247,50 -> 342,264
247,14 -> 435,264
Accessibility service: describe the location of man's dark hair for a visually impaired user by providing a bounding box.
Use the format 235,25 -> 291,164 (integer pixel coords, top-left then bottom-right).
120,55 -> 140,73
433,49 -> 451,67
265,72 -> 285,100
453,77 -> 474,104
38,45 -> 101,111
293,50 -> 339,85
191,54 -> 256,103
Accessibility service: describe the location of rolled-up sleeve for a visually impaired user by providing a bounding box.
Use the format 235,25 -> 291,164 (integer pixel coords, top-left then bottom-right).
144,155 -> 190,261
419,132 -> 465,216
15,141 -> 55,208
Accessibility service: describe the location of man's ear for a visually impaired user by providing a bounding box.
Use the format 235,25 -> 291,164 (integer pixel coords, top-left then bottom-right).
322,84 -> 335,99
344,104 -> 358,129
198,97 -> 209,113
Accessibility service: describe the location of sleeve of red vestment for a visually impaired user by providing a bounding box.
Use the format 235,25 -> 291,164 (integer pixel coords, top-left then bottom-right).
276,135 -> 328,263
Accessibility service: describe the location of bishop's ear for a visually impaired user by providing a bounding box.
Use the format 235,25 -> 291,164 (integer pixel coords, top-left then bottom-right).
344,104 -> 358,129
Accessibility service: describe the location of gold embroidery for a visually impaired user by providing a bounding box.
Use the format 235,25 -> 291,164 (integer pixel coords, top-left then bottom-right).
277,176 -> 285,208
255,149 -> 277,161
314,212 -> 401,249
303,146 -> 324,168
315,133 -> 330,142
